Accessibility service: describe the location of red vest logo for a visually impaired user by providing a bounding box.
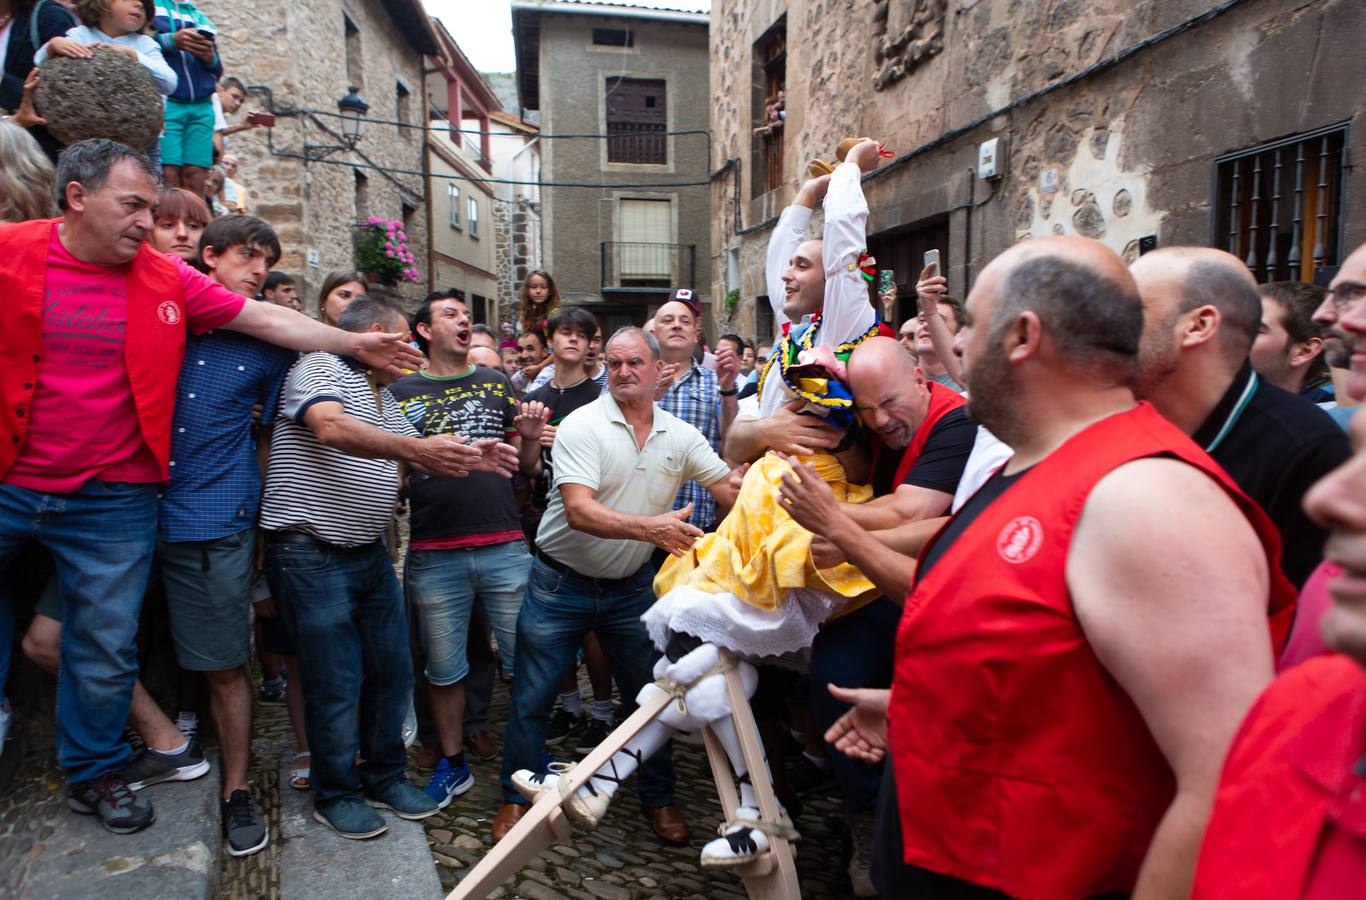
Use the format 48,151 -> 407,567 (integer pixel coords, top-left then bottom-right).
996,516 -> 1043,564
157,300 -> 182,325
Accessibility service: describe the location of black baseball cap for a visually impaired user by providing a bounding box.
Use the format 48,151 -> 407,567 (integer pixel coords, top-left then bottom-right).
667,288 -> 701,315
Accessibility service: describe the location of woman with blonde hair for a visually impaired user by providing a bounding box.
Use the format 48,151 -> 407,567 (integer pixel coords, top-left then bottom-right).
0,119 -> 55,221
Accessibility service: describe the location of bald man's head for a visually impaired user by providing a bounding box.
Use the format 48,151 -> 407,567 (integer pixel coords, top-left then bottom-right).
848,336 -> 931,448
977,237 -> 1143,380
1131,248 -> 1262,395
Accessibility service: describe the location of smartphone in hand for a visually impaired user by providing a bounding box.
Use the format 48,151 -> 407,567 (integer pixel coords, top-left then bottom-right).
246,111 -> 275,127
923,249 -> 941,276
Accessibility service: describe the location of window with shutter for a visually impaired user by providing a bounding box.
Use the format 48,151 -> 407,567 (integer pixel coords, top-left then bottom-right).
606,78 -> 667,165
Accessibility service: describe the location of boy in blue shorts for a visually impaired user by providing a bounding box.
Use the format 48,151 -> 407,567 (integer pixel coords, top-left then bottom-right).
153,1 -> 222,195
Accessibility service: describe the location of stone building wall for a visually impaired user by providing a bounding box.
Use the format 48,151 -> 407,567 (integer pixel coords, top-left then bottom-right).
710,0 -> 1365,339
199,0 -> 430,315
534,12 -> 711,315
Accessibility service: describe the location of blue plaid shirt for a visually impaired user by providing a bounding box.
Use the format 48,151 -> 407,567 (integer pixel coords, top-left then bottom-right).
657,361 -> 722,528
158,328 -> 297,542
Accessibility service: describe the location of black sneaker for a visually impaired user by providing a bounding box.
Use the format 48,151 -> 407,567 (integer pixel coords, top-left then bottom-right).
68,773 -> 155,834
221,789 -> 269,857
257,676 -> 287,705
122,740 -> 211,790
788,754 -> 835,795
545,707 -> 583,747
574,716 -> 612,754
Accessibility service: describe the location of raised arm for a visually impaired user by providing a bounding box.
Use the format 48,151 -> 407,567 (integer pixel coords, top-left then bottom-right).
223,296 -> 424,377
765,178 -> 830,334
817,146 -> 882,346
1069,458 -> 1274,900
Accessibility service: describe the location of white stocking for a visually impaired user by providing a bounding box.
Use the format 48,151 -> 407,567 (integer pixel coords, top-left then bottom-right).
576,716 -> 672,801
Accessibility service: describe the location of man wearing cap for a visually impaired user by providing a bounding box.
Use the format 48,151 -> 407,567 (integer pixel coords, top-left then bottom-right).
654,289 -> 740,531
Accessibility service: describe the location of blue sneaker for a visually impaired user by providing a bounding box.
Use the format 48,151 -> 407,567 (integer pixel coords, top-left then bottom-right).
366,778 -> 440,821
423,757 -> 475,809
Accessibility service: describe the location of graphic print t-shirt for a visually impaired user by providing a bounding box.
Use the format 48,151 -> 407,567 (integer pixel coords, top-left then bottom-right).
5,226 -> 242,492
389,366 -> 522,547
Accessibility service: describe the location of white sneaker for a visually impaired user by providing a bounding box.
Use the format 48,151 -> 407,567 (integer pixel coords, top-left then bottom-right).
700,806 -> 770,868
510,767 -> 611,829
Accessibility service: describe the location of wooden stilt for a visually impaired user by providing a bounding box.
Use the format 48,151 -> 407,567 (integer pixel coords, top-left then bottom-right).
448,654 -> 801,899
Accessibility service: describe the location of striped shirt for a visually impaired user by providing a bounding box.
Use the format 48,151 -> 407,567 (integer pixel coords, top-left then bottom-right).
259,352 -> 418,547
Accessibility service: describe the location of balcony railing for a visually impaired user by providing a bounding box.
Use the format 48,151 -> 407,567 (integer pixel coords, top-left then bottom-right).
601,242 -> 695,291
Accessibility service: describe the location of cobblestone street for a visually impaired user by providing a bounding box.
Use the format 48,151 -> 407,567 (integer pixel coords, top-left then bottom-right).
2,666 -> 860,899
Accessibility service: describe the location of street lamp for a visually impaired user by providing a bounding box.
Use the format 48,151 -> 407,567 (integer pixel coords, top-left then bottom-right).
338,86 -> 369,147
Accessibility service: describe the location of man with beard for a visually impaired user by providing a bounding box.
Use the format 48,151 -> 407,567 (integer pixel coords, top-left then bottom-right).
1192,245 -> 1366,897
796,236 -> 1296,899
1131,248 -> 1351,587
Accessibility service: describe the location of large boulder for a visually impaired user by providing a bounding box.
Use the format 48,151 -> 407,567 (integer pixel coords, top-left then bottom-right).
35,47 -> 164,153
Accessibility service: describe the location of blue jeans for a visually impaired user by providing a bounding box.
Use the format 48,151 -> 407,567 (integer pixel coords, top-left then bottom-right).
0,480 -> 157,783
265,537 -> 413,809
500,558 -> 675,807
405,540 -> 529,684
809,597 -> 901,815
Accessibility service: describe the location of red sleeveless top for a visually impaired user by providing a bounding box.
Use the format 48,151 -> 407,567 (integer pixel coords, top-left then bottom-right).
889,402 -> 1297,899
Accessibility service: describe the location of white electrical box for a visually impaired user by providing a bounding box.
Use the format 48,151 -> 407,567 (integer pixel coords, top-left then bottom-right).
978,138 -> 1003,180
307,249 -> 321,269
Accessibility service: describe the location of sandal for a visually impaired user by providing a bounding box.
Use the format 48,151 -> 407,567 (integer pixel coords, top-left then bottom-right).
289,752 -> 311,790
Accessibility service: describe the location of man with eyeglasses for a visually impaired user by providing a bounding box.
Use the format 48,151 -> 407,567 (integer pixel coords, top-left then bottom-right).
1131,247 -> 1352,588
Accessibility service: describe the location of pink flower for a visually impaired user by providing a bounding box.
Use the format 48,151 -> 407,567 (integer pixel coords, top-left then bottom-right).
397,231 -> 408,242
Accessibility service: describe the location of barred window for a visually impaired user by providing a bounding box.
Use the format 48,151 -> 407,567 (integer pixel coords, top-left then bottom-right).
1213,124 -> 1348,283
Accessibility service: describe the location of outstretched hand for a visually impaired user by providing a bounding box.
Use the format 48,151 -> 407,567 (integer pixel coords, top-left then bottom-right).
824,685 -> 890,764
352,331 -> 425,378
515,401 -> 551,442
468,438 -> 520,479
646,503 -> 704,557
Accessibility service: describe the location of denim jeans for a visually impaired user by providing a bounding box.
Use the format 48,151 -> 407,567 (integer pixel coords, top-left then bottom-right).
265,537 -> 413,809
500,558 -> 675,807
410,596 -> 497,747
405,539 -> 529,684
0,480 -> 157,783
809,597 -> 901,814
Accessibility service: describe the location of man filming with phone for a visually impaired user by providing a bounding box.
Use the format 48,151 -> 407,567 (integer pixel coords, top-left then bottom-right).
908,251 -> 967,394
153,2 -> 225,196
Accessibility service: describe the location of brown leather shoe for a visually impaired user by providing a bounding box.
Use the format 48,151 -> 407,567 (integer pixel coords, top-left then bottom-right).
465,730 -> 498,761
491,802 -> 527,841
645,804 -> 690,845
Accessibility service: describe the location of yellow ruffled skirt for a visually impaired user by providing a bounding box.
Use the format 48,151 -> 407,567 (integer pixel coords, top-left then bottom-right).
653,451 -> 876,614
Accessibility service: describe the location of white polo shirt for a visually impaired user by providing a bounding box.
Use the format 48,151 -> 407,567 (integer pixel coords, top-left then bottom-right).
535,393 -> 730,579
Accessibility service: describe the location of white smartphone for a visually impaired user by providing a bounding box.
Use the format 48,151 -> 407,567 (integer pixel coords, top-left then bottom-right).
923,249 -> 941,275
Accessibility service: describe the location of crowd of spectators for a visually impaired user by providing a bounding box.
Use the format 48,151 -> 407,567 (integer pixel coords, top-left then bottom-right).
1,19 -> 1364,896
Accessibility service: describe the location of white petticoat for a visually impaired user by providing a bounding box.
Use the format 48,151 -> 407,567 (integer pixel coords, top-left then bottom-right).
641,584 -> 847,661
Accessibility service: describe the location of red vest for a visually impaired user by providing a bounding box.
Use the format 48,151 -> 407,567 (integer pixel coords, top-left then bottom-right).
1193,655 -> 1366,899
889,403 -> 1297,899
0,219 -> 187,481
869,383 -> 967,493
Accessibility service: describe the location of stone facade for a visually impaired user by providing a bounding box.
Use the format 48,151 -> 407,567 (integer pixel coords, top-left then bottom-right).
199,0 -> 435,315
710,0 -> 1365,340
514,3 -> 711,334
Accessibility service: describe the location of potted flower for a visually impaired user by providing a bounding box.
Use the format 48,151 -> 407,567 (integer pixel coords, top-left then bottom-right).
353,216 -> 420,286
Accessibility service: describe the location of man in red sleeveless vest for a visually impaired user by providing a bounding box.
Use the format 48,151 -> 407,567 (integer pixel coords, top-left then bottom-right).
817,236 -> 1297,899
0,140 -> 423,835
785,335 -> 976,895
1191,246 -> 1366,899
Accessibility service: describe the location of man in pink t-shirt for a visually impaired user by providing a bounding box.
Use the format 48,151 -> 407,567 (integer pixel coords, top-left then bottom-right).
0,139 -> 423,835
